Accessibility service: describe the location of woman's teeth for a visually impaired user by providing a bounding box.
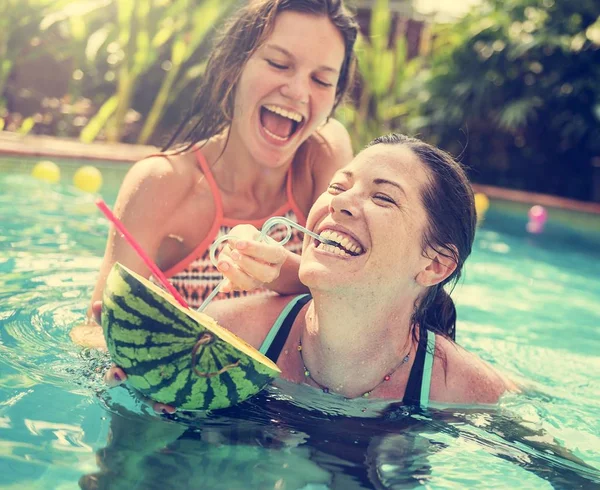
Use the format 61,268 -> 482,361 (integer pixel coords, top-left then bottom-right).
317,230 -> 364,256
263,104 -> 303,122
317,242 -> 351,256
260,104 -> 304,141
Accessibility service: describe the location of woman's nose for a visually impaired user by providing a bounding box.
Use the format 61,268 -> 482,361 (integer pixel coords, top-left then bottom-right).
280,74 -> 309,105
328,192 -> 358,218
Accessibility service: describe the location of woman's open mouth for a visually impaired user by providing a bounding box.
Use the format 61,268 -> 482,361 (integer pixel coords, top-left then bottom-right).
314,229 -> 365,257
260,104 -> 305,142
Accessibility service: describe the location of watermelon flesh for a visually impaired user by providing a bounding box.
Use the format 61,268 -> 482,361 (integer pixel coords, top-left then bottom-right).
102,263 -> 280,411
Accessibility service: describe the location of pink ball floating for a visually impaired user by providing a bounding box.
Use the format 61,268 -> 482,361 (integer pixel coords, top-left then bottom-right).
526,205 -> 548,234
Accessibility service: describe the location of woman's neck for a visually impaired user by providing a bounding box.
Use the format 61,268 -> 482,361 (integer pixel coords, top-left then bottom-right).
300,291 -> 416,398
208,129 -> 292,204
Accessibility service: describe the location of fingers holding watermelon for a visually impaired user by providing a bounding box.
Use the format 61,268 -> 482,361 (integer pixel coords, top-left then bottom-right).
104,366 -> 176,415
91,300 -> 102,324
104,365 -> 127,387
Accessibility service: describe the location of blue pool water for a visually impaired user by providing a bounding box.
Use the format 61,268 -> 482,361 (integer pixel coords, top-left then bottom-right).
1,158 -> 600,489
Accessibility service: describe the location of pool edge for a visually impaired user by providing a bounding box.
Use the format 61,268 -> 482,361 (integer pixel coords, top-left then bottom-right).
1,132 -> 599,215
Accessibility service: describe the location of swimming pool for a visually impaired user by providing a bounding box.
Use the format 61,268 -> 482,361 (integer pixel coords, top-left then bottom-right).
1,157 -> 599,489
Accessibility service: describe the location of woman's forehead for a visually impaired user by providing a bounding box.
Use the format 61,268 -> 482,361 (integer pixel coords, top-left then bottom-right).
263,11 -> 345,64
353,145 -> 426,179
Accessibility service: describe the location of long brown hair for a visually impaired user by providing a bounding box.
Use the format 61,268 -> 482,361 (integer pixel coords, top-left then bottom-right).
367,134 -> 477,342
162,0 -> 358,152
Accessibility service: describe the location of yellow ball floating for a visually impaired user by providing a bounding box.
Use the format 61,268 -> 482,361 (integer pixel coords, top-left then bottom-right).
73,165 -> 103,193
31,160 -> 60,184
474,193 -> 490,221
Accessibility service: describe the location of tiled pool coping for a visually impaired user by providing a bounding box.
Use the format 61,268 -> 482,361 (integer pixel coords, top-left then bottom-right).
2,132 -> 599,215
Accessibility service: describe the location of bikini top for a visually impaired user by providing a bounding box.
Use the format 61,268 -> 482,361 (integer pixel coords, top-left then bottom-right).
161,149 -> 307,309
258,294 -> 436,408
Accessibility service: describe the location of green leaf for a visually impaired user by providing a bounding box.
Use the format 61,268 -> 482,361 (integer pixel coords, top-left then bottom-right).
39,0 -> 110,31
17,116 -> 35,135
373,50 -> 395,96
152,24 -> 175,49
370,0 -> 391,52
85,25 -> 113,63
170,38 -> 187,67
68,16 -> 87,41
495,98 -> 541,130
585,16 -> 600,45
1,59 -> 13,77
187,0 -> 229,55
80,95 -> 118,143
171,61 -> 207,95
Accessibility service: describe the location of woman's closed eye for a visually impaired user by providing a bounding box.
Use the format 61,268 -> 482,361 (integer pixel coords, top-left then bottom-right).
313,76 -> 333,88
328,183 -> 345,194
373,193 -> 398,206
267,59 -> 288,70
267,60 -> 333,88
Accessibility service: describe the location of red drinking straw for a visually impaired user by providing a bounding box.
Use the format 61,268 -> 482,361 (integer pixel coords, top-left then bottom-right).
95,199 -> 190,309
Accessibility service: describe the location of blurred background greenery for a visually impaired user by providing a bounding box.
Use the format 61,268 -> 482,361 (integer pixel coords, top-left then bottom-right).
1,0 -> 599,201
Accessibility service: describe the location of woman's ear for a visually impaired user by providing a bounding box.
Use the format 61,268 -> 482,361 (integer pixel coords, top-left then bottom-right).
416,246 -> 457,287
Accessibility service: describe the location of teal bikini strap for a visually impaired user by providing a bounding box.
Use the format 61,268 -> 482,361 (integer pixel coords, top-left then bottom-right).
420,332 -> 436,407
259,294 -> 311,355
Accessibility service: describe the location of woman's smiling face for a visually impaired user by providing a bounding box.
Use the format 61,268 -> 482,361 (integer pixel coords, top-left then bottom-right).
300,144 -> 434,295
230,11 -> 345,167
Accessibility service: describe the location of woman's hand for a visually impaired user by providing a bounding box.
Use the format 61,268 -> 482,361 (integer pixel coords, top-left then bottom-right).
216,224 -> 288,293
104,366 -> 176,415
69,301 -> 107,350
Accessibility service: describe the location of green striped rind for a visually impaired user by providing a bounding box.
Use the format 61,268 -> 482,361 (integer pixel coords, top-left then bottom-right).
102,263 -> 280,410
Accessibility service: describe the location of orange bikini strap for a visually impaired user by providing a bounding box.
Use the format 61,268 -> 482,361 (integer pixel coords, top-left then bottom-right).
194,149 -> 224,218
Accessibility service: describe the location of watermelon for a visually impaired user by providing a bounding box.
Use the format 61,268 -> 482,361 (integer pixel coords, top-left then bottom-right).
101,262 -> 280,411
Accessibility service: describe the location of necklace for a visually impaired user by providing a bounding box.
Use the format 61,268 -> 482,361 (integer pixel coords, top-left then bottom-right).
297,336 -> 410,398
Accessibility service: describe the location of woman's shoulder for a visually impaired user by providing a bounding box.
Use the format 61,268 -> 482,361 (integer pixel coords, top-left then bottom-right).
430,334 -> 517,405
204,294 -> 306,351
118,150 -> 204,208
128,150 -> 200,187
306,118 -> 353,165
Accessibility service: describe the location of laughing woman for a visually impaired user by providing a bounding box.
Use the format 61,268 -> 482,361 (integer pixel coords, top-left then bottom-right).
79,0 -> 357,337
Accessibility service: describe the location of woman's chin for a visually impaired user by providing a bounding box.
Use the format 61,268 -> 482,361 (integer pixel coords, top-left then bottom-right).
299,266 -> 349,293
299,267 -> 327,290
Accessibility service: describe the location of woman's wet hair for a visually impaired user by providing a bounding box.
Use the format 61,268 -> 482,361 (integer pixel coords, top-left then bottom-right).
163,0 -> 358,152
367,134 -> 477,342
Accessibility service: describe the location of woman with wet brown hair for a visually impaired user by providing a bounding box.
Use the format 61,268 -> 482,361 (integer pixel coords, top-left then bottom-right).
82,0 -> 358,332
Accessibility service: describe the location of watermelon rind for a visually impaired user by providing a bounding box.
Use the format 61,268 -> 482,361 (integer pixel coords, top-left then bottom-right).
102,263 -> 280,411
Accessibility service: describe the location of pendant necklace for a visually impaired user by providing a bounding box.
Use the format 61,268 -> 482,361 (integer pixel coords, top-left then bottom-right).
297,336 -> 410,398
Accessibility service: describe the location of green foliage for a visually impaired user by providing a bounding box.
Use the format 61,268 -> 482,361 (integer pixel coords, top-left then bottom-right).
4,0 -> 598,201
66,0 -> 236,143
2,0 -> 235,144
408,0 -> 600,201
338,0 -> 422,151
0,0 -> 76,113
137,0 -> 224,144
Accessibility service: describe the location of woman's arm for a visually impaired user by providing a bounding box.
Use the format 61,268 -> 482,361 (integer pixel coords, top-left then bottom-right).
86,155 -> 198,321
431,336 -> 519,406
